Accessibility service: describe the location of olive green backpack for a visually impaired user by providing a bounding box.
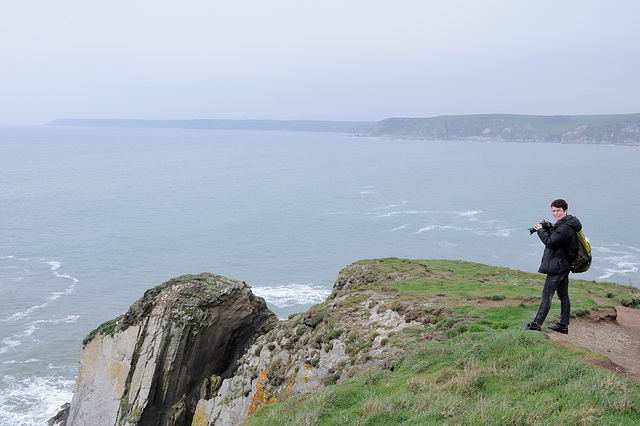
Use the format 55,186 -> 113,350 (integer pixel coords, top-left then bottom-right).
571,230 -> 592,273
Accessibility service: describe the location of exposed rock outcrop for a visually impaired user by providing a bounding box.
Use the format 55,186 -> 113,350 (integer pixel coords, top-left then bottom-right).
57,259 -> 640,425
191,261 -> 437,425
66,273 -> 277,426
62,262 -> 433,426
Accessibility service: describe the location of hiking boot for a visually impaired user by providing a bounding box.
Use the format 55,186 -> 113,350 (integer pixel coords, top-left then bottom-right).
524,322 -> 541,331
548,323 -> 568,334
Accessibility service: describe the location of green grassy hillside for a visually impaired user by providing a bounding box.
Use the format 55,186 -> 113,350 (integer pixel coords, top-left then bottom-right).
244,258 -> 640,425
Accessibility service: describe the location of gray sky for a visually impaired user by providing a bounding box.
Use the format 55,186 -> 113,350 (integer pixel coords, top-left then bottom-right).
1,0 -> 639,125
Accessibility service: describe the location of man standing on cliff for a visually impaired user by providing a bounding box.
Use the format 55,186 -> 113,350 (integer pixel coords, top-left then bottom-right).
525,199 -> 582,334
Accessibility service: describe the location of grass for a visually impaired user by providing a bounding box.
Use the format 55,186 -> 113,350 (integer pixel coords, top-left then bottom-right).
242,258 -> 640,425
246,331 -> 640,425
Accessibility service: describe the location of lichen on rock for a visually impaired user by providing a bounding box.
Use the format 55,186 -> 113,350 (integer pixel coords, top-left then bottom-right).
192,260 -> 431,425
66,273 -> 277,426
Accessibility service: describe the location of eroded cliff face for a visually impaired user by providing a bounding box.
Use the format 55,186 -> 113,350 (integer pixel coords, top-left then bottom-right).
66,273 -> 277,426
56,259 -> 640,425
191,261 -> 435,425
64,261 -> 450,426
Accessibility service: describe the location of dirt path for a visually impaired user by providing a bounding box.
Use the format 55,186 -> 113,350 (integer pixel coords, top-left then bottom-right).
548,303 -> 640,383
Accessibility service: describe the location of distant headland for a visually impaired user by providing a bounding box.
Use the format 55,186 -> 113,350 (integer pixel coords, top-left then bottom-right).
47,113 -> 640,146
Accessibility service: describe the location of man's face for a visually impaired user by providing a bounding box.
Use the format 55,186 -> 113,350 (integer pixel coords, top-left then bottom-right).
552,206 -> 567,221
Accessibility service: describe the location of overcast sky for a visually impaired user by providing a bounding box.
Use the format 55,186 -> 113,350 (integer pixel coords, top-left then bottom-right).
1,1 -> 639,125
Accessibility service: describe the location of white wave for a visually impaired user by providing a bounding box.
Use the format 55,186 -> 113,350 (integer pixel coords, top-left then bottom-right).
4,303 -> 48,322
434,241 -> 458,247
2,358 -> 41,365
597,260 -> 638,277
252,283 -> 331,308
3,260 -> 78,322
374,210 -> 432,218
0,337 -> 21,354
360,185 -> 377,195
47,261 -> 62,271
374,209 -> 482,219
386,224 -> 408,232
0,374 -> 74,426
458,210 -> 482,217
32,316 -> 80,325
0,323 -> 41,353
64,315 -> 80,323
23,325 -> 37,336
374,201 -> 408,210
53,272 -> 79,284
598,270 -> 617,280
593,245 -> 639,280
47,282 -> 77,302
416,225 -> 471,233
1,255 -> 28,261
595,244 -> 640,255
477,228 -> 514,238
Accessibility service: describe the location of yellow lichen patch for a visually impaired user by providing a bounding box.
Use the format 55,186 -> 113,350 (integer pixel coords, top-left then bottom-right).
247,369 -> 277,415
191,400 -> 210,426
106,359 -> 129,395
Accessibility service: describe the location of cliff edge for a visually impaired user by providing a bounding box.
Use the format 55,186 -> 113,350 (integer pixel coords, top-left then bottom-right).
65,273 -> 277,426
56,259 -> 640,425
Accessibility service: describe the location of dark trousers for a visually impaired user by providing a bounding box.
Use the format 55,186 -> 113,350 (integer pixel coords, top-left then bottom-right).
533,271 -> 571,325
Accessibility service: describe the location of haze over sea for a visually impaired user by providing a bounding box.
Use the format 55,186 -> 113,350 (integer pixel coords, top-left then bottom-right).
1,125 -> 639,424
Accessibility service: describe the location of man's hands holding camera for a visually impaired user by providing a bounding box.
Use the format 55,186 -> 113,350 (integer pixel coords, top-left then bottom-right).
529,220 -> 552,234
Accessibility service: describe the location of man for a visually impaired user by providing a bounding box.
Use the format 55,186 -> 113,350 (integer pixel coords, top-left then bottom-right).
525,199 -> 582,334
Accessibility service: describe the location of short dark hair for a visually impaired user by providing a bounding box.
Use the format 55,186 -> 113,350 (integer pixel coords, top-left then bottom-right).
551,199 -> 568,211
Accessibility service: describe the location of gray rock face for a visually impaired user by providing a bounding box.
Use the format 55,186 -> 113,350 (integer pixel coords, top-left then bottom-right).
191,262 -> 424,425
64,262 -> 435,426
66,273 -> 277,426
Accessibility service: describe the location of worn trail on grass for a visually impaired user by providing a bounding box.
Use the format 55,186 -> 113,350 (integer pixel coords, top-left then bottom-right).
548,302 -> 640,383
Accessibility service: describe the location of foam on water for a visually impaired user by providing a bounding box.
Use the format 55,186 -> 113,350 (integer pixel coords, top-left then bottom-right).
3,260 -> 77,321
4,304 -> 49,322
252,283 -> 332,309
374,210 -> 433,218
458,210 -> 483,217
46,261 -> 61,271
0,373 -> 74,426
0,257 -> 80,424
359,185 -> 377,194
386,224 -> 409,232
374,201 -> 408,210
477,228 -> 515,238
594,245 -> 640,281
416,225 -> 472,233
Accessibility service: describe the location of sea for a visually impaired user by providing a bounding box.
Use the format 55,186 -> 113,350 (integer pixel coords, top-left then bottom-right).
1,125 -> 639,425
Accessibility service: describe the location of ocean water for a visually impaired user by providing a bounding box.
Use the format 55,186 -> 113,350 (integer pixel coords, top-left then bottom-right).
1,125 -> 639,424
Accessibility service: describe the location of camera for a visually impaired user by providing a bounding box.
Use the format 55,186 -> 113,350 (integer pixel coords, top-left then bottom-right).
529,220 -> 552,234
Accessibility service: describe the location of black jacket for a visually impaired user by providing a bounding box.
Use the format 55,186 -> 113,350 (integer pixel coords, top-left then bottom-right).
537,214 -> 582,275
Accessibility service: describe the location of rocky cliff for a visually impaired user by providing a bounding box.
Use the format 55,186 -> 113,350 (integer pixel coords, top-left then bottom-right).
57,259 -> 640,425
60,262 -> 430,426
191,261 -> 425,425
64,273 -> 277,426
366,114 -> 640,145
